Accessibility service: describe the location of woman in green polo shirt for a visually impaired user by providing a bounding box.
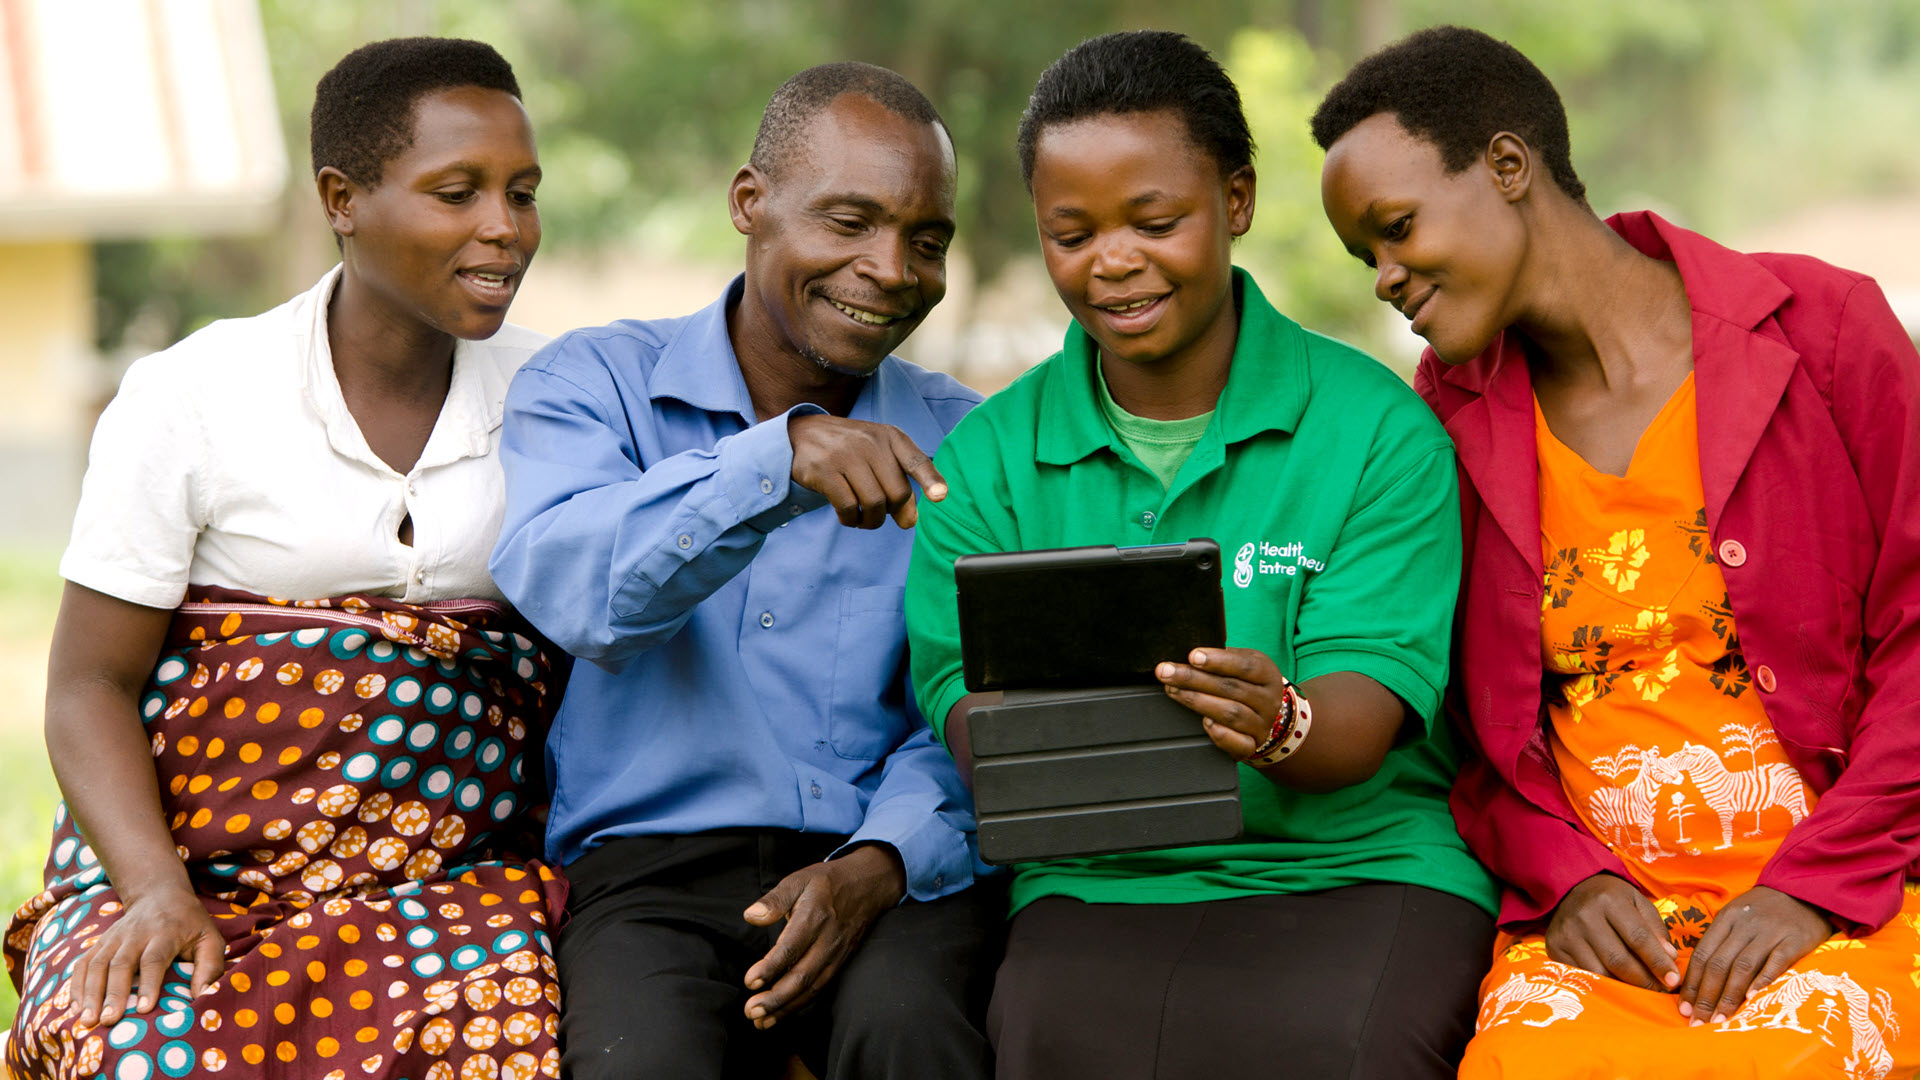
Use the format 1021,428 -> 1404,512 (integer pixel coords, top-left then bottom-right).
904,30 -> 1497,1080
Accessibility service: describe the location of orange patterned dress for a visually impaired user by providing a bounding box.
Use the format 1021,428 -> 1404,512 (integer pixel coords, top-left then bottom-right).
1460,376 -> 1920,1079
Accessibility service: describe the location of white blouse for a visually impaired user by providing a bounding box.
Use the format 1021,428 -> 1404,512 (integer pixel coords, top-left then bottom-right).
60,267 -> 549,608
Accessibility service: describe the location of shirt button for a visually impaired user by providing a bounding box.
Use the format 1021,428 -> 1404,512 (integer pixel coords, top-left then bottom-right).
1140,511 -> 1156,529
677,533 -> 693,549
413,570 -> 425,584
760,477 -> 775,494
810,783 -> 823,799
789,504 -> 804,516
760,611 -> 775,629
933,874 -> 945,890
1755,664 -> 1777,693
1718,539 -> 1747,567
406,480 -> 417,496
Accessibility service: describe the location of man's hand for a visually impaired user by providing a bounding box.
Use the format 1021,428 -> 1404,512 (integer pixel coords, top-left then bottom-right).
1678,885 -> 1833,1024
69,884 -> 225,1028
1545,873 -> 1681,992
741,843 -> 906,1028
789,414 -> 945,529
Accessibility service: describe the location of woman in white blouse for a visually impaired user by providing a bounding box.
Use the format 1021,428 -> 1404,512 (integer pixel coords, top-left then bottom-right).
5,38 -> 568,1080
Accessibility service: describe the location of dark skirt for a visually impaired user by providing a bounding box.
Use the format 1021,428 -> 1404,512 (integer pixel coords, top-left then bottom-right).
989,883 -> 1495,1080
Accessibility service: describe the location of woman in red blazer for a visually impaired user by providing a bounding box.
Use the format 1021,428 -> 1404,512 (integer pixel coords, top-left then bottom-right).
1313,25 -> 1920,1079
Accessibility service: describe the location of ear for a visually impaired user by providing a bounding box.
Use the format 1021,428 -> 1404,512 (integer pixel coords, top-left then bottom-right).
316,166 -> 359,239
1486,133 -> 1533,203
728,163 -> 767,237
1224,164 -> 1257,238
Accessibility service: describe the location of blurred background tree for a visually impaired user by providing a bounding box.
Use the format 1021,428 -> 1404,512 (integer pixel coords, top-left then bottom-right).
95,0 -> 1920,364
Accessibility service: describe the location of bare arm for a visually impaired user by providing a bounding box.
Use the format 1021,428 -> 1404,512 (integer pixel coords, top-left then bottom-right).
939,691 -> 1002,788
1157,652 -> 1402,794
46,582 -> 224,1026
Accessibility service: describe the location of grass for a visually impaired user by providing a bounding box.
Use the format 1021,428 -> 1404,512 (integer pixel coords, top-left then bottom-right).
0,547 -> 62,1030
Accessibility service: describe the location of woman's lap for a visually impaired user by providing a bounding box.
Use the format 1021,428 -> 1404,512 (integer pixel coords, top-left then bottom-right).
7,864 -> 562,1080
989,883 -> 1493,1080
1463,887 -> 1920,1080
4,592 -> 564,1080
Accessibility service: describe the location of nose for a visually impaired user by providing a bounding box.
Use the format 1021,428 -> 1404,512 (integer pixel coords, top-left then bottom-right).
1092,234 -> 1145,279
476,192 -> 520,246
857,234 -> 916,292
1373,256 -> 1408,305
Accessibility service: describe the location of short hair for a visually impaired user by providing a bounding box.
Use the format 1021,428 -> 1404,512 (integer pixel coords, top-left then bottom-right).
1016,31 -> 1254,191
311,37 -> 522,187
748,62 -> 948,177
1311,25 -> 1586,203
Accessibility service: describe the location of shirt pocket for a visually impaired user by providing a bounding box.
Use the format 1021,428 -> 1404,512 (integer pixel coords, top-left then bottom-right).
828,584 -> 910,761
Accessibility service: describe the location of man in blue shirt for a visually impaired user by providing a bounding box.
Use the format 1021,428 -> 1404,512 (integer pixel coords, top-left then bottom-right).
490,63 -> 994,1079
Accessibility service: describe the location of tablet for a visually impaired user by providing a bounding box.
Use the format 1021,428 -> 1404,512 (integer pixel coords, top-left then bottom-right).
955,538 -> 1226,692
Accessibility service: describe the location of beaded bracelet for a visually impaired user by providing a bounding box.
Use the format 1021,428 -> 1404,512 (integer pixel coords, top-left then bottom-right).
1242,675 -> 1313,768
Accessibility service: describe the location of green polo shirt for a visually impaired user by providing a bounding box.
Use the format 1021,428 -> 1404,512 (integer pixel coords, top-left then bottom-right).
905,269 -> 1497,916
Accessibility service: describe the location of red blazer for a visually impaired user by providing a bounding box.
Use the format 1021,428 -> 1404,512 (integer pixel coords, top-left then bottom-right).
1419,211 -> 1920,933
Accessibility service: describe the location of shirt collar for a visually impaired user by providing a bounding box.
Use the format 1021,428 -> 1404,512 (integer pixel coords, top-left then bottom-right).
1439,210 -> 1795,395
647,275 -> 759,423
296,264 -> 507,474
1036,267 -> 1309,465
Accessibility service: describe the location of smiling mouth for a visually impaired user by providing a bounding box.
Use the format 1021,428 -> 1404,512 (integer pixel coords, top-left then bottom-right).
457,268 -> 518,300
827,297 -> 903,327
1095,295 -> 1165,314
1400,289 -> 1433,323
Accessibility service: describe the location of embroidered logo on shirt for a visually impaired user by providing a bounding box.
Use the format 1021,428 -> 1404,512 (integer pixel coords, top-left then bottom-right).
1232,540 -> 1325,587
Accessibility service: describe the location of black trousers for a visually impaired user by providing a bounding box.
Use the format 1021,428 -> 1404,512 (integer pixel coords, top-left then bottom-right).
557,830 -> 1002,1080
989,883 -> 1495,1080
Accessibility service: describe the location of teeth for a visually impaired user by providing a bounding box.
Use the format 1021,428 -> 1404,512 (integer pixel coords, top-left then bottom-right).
1102,297 -> 1157,312
467,272 -> 507,284
829,298 -> 896,325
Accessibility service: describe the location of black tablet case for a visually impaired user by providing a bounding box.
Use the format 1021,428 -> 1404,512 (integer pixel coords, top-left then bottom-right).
969,687 -> 1242,864
952,540 -> 1243,865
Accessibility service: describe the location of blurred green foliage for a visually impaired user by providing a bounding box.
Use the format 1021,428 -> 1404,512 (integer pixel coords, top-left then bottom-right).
0,546 -> 62,1030
92,0 -> 1920,360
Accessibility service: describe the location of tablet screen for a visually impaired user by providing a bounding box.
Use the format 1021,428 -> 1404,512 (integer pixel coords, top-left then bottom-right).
955,538 -> 1227,691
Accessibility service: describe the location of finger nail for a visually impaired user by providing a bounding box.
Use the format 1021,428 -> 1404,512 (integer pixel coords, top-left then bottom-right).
927,484 -> 947,499
745,905 -> 767,920
1191,650 -> 1208,664
1712,1013 -> 1727,1024
138,997 -> 150,1012
1678,1001 -> 1692,1016
747,978 -> 763,991
1664,973 -> 1679,988
1689,1018 -> 1702,1027
1156,663 -> 1174,679
748,1006 -> 764,1019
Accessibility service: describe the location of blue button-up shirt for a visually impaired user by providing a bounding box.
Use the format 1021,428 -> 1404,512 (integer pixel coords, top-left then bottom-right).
490,278 -> 983,900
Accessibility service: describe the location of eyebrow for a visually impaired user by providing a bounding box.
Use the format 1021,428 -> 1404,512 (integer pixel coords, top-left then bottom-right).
814,193 -> 888,215
421,161 -> 543,183
815,193 -> 955,233
1045,190 -> 1175,221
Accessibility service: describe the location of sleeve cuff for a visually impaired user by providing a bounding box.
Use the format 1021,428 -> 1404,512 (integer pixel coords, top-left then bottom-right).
1758,860 -> 1903,935
922,673 -> 970,749
58,553 -> 186,610
727,404 -> 831,533
837,795 -> 973,902
1291,646 -> 1443,733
